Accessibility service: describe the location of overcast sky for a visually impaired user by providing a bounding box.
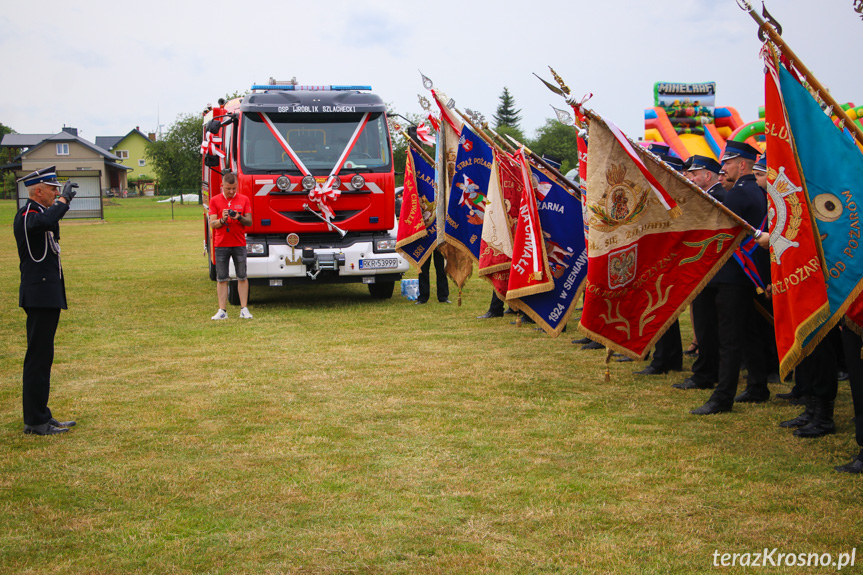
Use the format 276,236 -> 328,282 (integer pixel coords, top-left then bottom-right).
2,0 -> 861,144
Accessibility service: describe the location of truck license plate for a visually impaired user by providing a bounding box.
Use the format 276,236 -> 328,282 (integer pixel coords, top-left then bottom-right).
359,258 -> 398,270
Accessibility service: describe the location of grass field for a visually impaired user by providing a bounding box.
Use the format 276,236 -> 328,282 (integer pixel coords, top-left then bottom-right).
1,197 -> 861,574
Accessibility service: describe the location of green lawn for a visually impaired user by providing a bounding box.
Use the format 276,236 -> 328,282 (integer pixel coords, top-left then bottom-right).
0,199 -> 860,574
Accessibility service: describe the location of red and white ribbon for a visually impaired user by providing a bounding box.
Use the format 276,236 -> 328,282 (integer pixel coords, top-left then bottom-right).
260,111 -> 369,228
605,119 -> 679,214
416,121 -> 436,146
200,132 -> 225,158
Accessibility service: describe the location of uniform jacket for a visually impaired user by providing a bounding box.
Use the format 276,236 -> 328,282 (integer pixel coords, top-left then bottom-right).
713,174 -> 770,285
13,199 -> 69,309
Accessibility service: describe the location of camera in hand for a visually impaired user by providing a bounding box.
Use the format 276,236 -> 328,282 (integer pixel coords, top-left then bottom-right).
227,209 -> 239,219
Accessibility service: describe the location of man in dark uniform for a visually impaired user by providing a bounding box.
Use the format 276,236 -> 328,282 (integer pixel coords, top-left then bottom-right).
836,319 -> 863,473
691,142 -> 770,414
13,166 -> 78,435
674,155 -> 725,390
416,247 -> 450,305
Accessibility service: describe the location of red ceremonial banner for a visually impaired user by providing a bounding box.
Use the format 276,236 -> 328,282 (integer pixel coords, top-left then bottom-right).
579,117 -> 746,359
396,151 -> 428,248
763,52 -> 831,378
479,150 -> 523,300
506,150 -> 554,300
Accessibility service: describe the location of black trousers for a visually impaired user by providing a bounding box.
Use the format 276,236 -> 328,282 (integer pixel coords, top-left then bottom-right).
794,326 -> 840,400
842,326 -> 863,454
488,291 -> 504,314
418,250 -> 448,303
23,307 -> 60,426
650,320 -> 682,371
710,283 -> 767,407
690,286 -> 720,386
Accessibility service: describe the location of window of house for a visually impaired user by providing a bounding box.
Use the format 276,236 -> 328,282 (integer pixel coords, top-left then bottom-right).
116,150 -> 129,159
138,159 -> 146,167
56,143 -> 69,155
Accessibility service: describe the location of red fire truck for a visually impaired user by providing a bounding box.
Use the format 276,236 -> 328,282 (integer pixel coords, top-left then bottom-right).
201,80 -> 408,304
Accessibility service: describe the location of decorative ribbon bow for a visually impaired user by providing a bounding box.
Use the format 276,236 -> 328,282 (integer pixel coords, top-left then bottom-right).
200,132 -> 225,158
309,177 -> 341,223
416,121 -> 436,146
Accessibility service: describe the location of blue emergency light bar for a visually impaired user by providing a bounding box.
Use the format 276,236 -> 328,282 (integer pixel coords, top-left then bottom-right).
251,85 -> 372,92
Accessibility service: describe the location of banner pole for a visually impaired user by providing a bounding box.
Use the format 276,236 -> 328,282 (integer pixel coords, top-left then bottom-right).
741,1 -> 863,148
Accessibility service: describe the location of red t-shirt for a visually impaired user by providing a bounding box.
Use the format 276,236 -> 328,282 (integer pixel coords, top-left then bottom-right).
209,193 -> 252,247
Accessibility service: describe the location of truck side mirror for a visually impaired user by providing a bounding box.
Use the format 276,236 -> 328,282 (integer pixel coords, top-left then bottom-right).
204,154 -> 221,167
207,119 -> 221,135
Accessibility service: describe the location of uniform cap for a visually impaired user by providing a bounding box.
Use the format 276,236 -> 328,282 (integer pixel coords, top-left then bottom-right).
721,140 -> 760,162
17,165 -> 61,187
684,155 -> 722,174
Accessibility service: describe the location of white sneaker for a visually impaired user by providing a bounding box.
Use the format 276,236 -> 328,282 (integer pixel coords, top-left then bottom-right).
239,307 -> 253,319
211,309 -> 228,320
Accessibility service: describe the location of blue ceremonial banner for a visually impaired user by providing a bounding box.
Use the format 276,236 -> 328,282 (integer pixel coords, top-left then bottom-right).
444,125 -> 494,262
512,165 -> 588,337
778,65 -> 863,347
396,147 -> 439,268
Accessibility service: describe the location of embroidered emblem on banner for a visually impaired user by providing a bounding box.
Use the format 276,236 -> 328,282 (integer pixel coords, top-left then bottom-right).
589,164 -> 650,231
608,244 -> 637,289
766,165 -> 802,264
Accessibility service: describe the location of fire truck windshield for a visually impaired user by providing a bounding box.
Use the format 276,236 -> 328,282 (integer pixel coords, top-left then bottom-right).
241,112 -> 391,174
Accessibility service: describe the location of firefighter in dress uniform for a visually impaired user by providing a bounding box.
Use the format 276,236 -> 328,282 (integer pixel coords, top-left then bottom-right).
13,166 -> 78,435
691,141 -> 771,415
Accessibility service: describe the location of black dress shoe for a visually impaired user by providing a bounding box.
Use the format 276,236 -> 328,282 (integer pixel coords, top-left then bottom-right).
690,401 -> 732,415
572,337 -> 591,345
734,390 -> 770,403
834,458 -> 863,474
779,410 -> 813,428
415,299 -> 428,305
438,299 -> 452,304
838,371 -> 850,382
581,341 -> 603,350
503,308 -> 516,315
616,356 -> 635,363
476,310 -> 503,319
776,392 -> 798,400
634,366 -> 665,375
673,378 -> 714,390
767,372 -> 781,384
683,343 -> 699,356
49,418 -> 76,428
24,422 -> 69,435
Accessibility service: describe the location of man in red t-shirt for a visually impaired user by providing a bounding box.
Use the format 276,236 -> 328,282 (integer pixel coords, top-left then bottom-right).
208,172 -> 253,319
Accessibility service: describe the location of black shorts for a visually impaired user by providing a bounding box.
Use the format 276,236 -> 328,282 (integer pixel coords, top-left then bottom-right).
215,246 -> 247,282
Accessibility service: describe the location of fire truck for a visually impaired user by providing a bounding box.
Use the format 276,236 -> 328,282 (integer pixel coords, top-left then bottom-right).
201,80 -> 409,304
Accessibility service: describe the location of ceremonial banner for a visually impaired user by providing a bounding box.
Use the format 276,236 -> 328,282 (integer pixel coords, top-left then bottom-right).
444,125 -> 494,262
506,150 -> 554,300
509,164 -> 588,337
579,117 -> 746,359
762,53 -> 830,378
479,149 -> 523,299
777,63 -> 863,349
396,147 -> 438,268
432,91 -> 473,291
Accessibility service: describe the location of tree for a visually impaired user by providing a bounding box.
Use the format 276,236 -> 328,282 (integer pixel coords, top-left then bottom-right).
529,118 -> 580,175
0,122 -> 19,200
493,87 -> 522,132
145,113 -> 202,193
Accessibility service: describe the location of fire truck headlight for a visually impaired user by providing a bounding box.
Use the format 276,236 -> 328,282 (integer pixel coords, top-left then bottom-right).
350,175 -> 365,190
375,239 -> 396,251
301,175 -> 316,191
247,242 -> 266,255
276,176 -> 290,191
330,176 -> 342,190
